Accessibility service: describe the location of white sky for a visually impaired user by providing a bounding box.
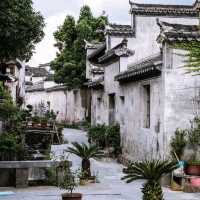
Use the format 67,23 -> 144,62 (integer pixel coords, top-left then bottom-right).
29,0 -> 194,67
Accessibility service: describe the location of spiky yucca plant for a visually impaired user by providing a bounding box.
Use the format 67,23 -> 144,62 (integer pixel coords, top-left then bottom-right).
122,160 -> 177,200
66,142 -> 104,177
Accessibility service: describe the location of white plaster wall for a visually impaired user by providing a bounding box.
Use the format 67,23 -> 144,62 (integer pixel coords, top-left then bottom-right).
110,37 -> 124,49
120,57 -> 128,72
44,81 -> 57,89
104,61 -> 120,94
32,77 -> 44,83
25,89 -> 87,122
86,48 -> 99,80
91,58 -> 163,160
18,61 -> 26,98
25,90 -> 47,107
162,46 -> 200,157
91,61 -> 121,126
6,81 -> 17,102
6,61 -> 25,102
127,16 -> 198,65
91,89 -> 108,125
119,78 -> 163,161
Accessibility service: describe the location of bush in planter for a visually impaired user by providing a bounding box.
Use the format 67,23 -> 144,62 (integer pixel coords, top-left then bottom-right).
40,117 -> 48,127
88,124 -> 122,157
106,124 -> 121,157
66,142 -> 104,178
122,160 -> 177,200
88,124 -> 107,148
186,160 -> 200,176
31,116 -> 40,126
170,128 -> 187,160
0,133 -> 26,161
188,117 -> 200,159
59,161 -> 82,200
0,133 -> 17,160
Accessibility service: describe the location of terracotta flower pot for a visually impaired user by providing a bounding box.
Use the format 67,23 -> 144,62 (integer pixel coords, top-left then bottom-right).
62,193 -> 82,200
88,176 -> 96,183
186,165 -> 200,176
190,178 -> 200,187
79,178 -> 87,186
41,123 -> 47,128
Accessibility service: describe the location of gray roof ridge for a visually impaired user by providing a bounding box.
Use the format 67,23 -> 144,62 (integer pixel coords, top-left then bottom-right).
128,53 -> 162,69
129,0 -> 198,16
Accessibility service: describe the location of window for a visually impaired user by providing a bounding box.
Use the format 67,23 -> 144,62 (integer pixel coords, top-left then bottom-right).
109,93 -> 116,125
143,85 -> 150,128
97,97 -> 102,108
74,90 -> 78,106
120,96 -> 125,125
120,96 -> 125,105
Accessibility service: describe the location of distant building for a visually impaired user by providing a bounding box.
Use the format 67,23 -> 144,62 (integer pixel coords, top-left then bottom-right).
25,64 -> 90,122
0,59 -> 25,104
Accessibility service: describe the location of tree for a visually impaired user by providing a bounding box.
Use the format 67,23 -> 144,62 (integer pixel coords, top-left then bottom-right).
122,160 -> 177,200
174,41 -> 200,75
66,142 -> 104,177
0,0 -> 45,63
54,16 -> 76,51
51,5 -> 108,89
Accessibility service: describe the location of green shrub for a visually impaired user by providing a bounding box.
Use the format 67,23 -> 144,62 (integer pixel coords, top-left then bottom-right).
170,128 -> 187,160
106,124 -> 121,156
45,167 -> 57,186
88,124 -> 107,148
0,133 -> 17,152
122,160 -> 177,200
88,124 -> 121,157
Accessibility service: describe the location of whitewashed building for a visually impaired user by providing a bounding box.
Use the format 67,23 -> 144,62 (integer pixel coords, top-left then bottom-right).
0,60 -> 26,104
25,65 -> 90,122
86,1 -> 200,161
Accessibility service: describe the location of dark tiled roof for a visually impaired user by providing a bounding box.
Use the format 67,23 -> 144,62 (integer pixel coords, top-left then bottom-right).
25,81 -> 33,86
26,82 -> 44,92
25,66 -> 49,77
87,77 -> 104,89
38,63 -> 50,68
0,73 -> 11,81
26,84 -> 67,93
85,41 -> 104,49
87,43 -> 106,64
6,60 -> 22,69
99,39 -> 134,65
44,74 -> 54,81
105,24 -> 135,37
115,54 -> 162,83
90,68 -> 104,74
129,1 -> 198,17
46,85 -> 68,92
157,21 -> 200,43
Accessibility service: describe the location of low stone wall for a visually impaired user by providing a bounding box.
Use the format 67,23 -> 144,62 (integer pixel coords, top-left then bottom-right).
0,160 -> 71,188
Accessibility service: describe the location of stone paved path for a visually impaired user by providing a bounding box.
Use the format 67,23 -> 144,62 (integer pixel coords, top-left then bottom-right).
1,128 -> 200,200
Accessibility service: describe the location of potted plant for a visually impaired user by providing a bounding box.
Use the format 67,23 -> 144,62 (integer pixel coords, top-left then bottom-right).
32,116 -> 40,128
78,171 -> 88,186
186,118 -> 200,175
41,117 -> 48,128
66,142 -> 104,180
186,160 -> 200,176
59,162 -> 82,200
122,160 -> 177,200
78,170 -> 97,185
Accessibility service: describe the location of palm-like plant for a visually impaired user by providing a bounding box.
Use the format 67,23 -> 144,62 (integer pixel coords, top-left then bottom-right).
122,160 -> 177,200
66,142 -> 104,177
